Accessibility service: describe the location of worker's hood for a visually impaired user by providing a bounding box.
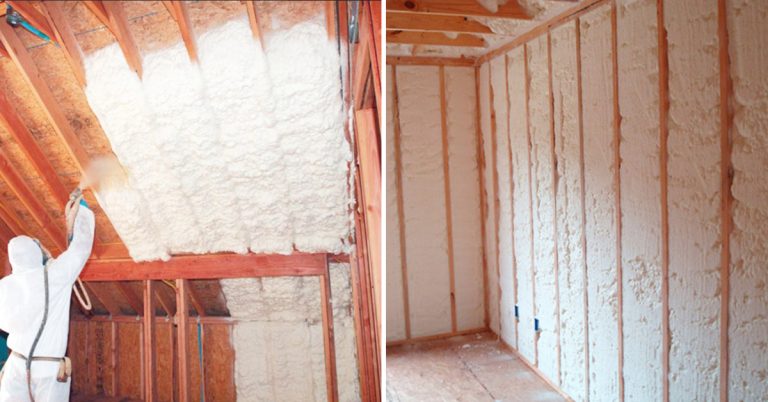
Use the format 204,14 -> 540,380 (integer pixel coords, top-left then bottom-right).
8,235 -> 44,274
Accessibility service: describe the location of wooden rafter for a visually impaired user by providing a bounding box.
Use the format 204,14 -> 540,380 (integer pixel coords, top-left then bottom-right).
0,90 -> 69,207
87,0 -> 143,77
155,283 -> 176,316
387,30 -> 485,47
0,21 -> 90,174
116,282 -> 142,315
5,1 -> 56,40
387,0 -> 531,19
244,1 -> 265,49
325,1 -> 336,40
0,202 -> 24,235
80,253 -> 327,282
82,1 -> 110,27
175,279 -> 191,402
84,282 -> 121,316
187,285 -> 207,317
386,12 -> 493,34
163,1 -> 197,62
42,1 -> 87,86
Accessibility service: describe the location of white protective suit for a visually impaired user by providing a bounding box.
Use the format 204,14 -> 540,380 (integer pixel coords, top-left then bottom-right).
0,201 -> 95,402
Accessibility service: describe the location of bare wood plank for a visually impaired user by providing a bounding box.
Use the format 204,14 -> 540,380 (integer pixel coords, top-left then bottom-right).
143,280 -> 158,402
186,285 -> 207,317
244,1 -> 264,49
155,284 -> 176,316
6,1 -> 56,40
503,53 -> 520,349
102,1 -> 143,77
164,1 -> 197,62
717,0 -> 732,400
82,1 -> 110,28
320,259 -> 339,402
0,150 -> 66,251
386,55 -> 476,66
387,0 -> 531,19
0,21 -> 91,173
41,1 -> 87,87
474,65 -> 490,329
391,65 -> 412,339
85,282 -> 121,316
387,30 -> 485,47
80,253 -> 327,281
116,282 -> 142,315
176,279 -> 191,402
523,43 -> 539,365
439,66 -> 458,332
387,12 -> 493,34
488,64 -> 502,335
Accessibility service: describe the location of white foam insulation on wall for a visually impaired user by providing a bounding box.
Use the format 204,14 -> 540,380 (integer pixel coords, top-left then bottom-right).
84,16 -> 351,261
728,0 -> 768,400
507,46 -> 535,362
386,65 -> 406,342
479,62 -> 499,334
444,67 -> 485,331
396,65 -> 452,338
580,6 -> 619,401
666,0 -> 722,398
551,20 -> 587,402
490,56 -> 515,345
221,263 -> 359,402
617,0 -> 663,400
527,34 -> 558,381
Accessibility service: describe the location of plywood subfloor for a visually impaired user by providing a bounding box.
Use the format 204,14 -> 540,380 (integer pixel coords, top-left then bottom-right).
386,332 -> 567,402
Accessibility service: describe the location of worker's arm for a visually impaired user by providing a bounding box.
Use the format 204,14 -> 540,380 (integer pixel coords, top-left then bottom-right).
57,198 -> 96,283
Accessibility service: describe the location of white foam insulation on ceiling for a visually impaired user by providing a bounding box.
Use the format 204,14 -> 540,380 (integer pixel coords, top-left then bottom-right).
387,0 -> 572,58
83,16 -> 352,261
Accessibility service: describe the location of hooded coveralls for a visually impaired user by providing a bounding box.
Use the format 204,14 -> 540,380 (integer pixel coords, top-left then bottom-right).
0,201 -> 94,402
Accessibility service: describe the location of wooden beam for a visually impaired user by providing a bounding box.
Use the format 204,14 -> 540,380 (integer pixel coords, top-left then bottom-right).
438,66 -> 457,332
387,30 -> 485,47
6,1 -> 55,40
244,1 -> 264,49
80,253 -> 327,281
175,279 -> 191,402
0,20 -> 91,174
143,280 -> 158,401
325,1 -> 336,40
0,90 -> 69,207
155,284 -> 176,316
186,285 -> 206,317
41,1 -> 87,86
82,1 -> 110,28
163,1 -> 197,62
84,282 -> 120,316
387,12 -> 493,34
0,202 -> 24,237
320,259 -> 339,402
387,0 -> 531,19
0,150 -> 66,251
386,55 -> 475,66
101,1 -> 143,77
0,43 -> 8,59
116,282 -> 142,315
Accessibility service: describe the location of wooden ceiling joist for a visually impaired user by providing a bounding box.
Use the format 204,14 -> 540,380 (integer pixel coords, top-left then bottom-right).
0,202 -> 24,235
163,1 -> 197,62
387,0 -> 531,19
387,30 -> 486,47
0,90 -> 69,207
0,21 -> 91,174
80,253 -> 328,282
101,1 -> 143,77
42,1 -> 87,86
386,12 -> 493,34
244,1 -> 265,49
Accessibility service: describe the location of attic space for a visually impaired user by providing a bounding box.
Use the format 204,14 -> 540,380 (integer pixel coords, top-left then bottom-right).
386,0 -> 768,401
0,1 -> 381,401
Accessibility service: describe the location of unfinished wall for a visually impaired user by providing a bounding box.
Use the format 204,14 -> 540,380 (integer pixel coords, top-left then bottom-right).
477,0 -> 768,400
83,15 -> 351,261
221,263 -> 359,402
386,65 -> 484,342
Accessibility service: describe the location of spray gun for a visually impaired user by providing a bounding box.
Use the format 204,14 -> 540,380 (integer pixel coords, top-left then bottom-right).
5,5 -> 51,42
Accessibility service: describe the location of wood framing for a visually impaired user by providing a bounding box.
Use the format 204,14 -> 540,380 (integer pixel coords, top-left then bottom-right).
474,65 -> 490,329
320,259 -> 339,402
387,31 -> 486,47
41,1 -> 87,86
143,280 -> 158,401
5,1 -> 56,40
244,1 -> 265,48
163,1 -> 197,62
386,327 -> 487,347
439,66 -> 458,332
80,253 -> 328,281
0,203 -> 24,236
523,43 -> 538,365
386,55 -> 475,66
503,53 -> 520,349
387,12 -> 493,34
387,0 -> 531,19
101,1 -> 143,77
176,279 -> 191,402
488,62 -> 502,335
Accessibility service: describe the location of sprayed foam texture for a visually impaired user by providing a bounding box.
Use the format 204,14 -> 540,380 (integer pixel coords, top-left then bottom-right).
221,263 -> 358,402
83,17 -> 351,261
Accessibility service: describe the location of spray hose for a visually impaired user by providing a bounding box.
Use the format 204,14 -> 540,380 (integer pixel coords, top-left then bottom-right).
65,189 -> 92,312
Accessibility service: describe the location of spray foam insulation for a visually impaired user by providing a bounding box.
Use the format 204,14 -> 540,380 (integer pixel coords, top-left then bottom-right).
479,63 -> 499,335
444,67 -> 485,332
507,46 -> 536,362
396,65 -> 452,337
551,21 -> 587,402
82,16 -> 351,261
666,0 -> 723,398
615,0 -> 664,400
385,65 -> 406,342
527,33 -> 558,382
728,0 -> 768,400
490,56 -> 515,345
221,263 -> 358,402
580,6 -> 620,401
